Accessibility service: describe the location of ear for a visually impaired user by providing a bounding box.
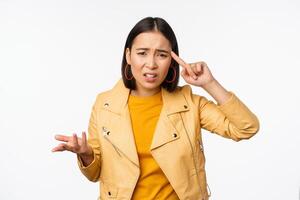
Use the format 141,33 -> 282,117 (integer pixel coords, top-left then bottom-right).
125,48 -> 131,65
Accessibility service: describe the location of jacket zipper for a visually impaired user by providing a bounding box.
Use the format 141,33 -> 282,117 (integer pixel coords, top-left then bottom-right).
179,113 -> 205,200
198,138 -> 211,198
102,129 -> 139,168
103,135 -> 122,157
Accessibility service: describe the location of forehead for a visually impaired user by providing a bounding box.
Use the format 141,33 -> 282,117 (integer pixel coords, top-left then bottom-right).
132,31 -> 171,49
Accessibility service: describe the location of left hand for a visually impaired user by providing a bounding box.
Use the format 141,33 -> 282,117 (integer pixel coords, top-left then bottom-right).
171,51 -> 215,87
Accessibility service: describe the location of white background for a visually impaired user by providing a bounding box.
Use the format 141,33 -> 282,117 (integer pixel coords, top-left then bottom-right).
0,0 -> 299,199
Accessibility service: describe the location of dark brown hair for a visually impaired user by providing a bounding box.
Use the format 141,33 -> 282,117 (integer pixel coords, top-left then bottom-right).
121,17 -> 179,92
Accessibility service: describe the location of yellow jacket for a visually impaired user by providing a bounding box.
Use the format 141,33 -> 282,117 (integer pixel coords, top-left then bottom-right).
77,79 -> 260,200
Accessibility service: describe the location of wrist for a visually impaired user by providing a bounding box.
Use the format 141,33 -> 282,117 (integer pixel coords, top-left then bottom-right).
202,78 -> 218,92
78,147 -> 94,167
201,79 -> 231,105
78,146 -> 93,159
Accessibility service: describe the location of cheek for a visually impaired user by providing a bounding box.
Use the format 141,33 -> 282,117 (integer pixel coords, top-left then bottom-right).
130,60 -> 144,79
130,66 -> 141,78
158,59 -> 172,74
130,55 -> 144,68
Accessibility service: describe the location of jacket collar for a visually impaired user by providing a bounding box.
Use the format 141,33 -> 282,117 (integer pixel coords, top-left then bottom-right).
103,78 -> 190,115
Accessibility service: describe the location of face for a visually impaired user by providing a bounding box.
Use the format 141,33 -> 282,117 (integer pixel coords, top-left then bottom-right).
126,31 -> 172,96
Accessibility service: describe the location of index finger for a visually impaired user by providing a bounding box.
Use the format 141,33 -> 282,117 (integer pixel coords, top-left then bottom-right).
171,51 -> 187,68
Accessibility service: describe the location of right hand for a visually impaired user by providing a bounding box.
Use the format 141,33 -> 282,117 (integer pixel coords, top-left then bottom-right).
52,131 -> 93,158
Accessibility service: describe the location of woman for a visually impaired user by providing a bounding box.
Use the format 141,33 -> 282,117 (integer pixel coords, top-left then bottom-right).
52,17 -> 260,200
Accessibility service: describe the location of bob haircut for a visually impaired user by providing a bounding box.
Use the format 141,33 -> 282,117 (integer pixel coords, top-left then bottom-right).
121,17 -> 180,92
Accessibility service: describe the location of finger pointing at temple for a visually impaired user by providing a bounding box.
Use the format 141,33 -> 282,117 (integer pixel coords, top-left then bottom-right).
171,51 -> 197,79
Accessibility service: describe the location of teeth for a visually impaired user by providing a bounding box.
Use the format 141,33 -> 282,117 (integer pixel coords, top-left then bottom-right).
145,73 -> 156,78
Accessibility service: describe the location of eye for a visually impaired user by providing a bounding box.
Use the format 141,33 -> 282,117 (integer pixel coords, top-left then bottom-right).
158,53 -> 168,58
137,52 -> 146,56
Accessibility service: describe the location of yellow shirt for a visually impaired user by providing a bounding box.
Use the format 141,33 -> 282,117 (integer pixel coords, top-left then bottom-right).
128,90 -> 180,200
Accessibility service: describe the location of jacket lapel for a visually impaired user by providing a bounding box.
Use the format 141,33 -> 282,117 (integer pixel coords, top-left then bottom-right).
100,79 -> 140,167
150,86 -> 190,150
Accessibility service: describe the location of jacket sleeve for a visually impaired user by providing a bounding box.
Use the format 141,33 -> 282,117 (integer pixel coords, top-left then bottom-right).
77,97 -> 102,182
199,91 -> 260,141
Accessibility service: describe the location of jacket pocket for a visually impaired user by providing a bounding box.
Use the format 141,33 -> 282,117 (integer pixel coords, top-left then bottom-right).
100,180 -> 119,199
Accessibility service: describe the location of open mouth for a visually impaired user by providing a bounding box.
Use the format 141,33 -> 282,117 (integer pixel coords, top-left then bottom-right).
143,73 -> 157,78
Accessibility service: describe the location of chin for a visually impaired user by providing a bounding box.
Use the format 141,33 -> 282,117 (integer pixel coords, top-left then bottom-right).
142,83 -> 161,90
136,79 -> 162,90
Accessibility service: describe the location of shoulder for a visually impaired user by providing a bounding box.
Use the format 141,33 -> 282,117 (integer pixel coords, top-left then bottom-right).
90,79 -> 129,111
176,84 -> 210,106
176,84 -> 192,95
91,88 -> 115,110
175,84 -> 203,98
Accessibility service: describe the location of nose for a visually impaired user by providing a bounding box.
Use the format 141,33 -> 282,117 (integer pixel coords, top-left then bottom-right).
145,55 -> 157,69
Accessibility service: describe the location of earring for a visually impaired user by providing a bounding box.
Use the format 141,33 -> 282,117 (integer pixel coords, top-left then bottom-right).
165,66 -> 176,83
125,64 -> 133,80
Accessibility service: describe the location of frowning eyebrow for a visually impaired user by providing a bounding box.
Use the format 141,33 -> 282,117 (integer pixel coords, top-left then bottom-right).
135,48 -> 170,54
